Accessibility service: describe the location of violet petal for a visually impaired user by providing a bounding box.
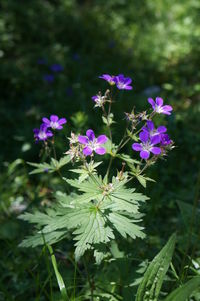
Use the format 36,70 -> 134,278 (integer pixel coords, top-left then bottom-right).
86,129 -> 95,141
151,147 -> 161,155
50,115 -> 59,122
139,131 -> 149,143
155,97 -> 163,107
97,135 -> 108,144
83,146 -> 93,156
132,143 -> 142,151
140,150 -> 150,159
95,147 -> 106,155
78,136 -> 88,144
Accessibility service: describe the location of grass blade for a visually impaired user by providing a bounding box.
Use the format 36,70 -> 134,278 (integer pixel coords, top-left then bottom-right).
164,276 -> 200,301
136,233 -> 176,301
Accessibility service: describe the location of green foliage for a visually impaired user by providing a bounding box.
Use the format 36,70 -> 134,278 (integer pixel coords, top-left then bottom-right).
70,161 -> 102,182
116,153 -> 140,165
28,155 -> 71,174
164,276 -> 200,301
20,174 -> 147,262
102,113 -> 115,126
128,163 -> 155,188
136,233 -> 176,301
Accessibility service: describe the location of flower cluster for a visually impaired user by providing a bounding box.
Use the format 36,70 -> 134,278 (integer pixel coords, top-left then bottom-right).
33,115 -> 67,142
132,120 -> 172,159
99,73 -> 133,90
33,72 -> 174,166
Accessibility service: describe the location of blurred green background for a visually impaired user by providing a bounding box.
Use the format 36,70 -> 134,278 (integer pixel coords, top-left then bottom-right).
0,0 -> 200,300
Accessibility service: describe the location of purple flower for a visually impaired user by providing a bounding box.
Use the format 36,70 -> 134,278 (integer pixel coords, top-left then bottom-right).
50,64 -> 64,72
78,129 -> 108,156
114,74 -> 133,90
160,133 -> 172,146
99,74 -> 115,85
148,97 -> 173,115
42,115 -> 67,130
43,74 -> 54,83
92,94 -> 106,107
132,131 -> 161,160
142,120 -> 167,139
33,124 -> 53,141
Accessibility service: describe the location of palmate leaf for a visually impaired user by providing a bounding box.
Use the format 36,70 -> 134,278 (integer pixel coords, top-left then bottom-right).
136,233 -> 176,301
19,208 -> 57,225
72,207 -> 114,260
127,163 -> 155,188
19,229 -> 68,247
108,212 -> 145,239
105,187 -> 149,213
66,174 -> 103,192
135,174 -> 155,188
55,191 -> 78,207
28,155 -> 71,175
40,205 -> 114,261
116,153 -> 140,165
66,174 -> 148,211
20,204 -> 115,261
70,161 -> 102,182
28,162 -> 52,174
20,174 -> 148,262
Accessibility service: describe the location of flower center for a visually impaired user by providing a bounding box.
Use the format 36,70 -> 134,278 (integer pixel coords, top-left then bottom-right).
96,96 -> 105,106
155,105 -> 163,113
38,131 -> 47,139
149,129 -> 158,136
88,139 -> 99,150
50,121 -> 59,129
143,141 -> 152,152
117,82 -> 125,88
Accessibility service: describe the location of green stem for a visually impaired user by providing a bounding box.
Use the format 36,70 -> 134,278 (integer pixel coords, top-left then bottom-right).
47,244 -> 69,301
73,260 -> 77,300
51,138 -> 67,181
43,246 -> 53,301
106,156 -> 114,179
